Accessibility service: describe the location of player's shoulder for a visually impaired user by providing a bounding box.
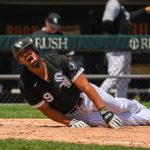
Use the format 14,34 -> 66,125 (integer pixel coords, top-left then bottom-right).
108,0 -> 120,5
107,0 -> 120,8
44,50 -> 59,58
44,51 -> 67,64
32,29 -> 48,35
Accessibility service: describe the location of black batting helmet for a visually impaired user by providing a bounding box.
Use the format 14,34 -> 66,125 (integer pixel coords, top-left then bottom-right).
47,12 -> 62,29
12,38 -> 38,59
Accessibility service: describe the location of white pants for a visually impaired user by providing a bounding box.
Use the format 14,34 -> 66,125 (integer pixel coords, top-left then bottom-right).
65,84 -> 150,127
100,52 -> 131,98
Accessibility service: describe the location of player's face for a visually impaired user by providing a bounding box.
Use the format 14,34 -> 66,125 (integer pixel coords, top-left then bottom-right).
18,46 -> 40,68
45,20 -> 59,34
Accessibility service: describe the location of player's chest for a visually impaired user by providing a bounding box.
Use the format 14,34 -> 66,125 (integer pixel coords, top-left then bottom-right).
32,71 -> 72,96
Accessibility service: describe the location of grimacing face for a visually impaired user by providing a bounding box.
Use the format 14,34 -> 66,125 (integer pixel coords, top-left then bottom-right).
18,46 -> 40,68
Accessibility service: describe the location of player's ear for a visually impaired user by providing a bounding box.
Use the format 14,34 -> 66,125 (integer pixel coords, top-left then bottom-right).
17,55 -> 26,65
17,58 -> 24,65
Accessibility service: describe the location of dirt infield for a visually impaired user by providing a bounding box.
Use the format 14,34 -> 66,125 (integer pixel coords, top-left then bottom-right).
0,119 -> 150,148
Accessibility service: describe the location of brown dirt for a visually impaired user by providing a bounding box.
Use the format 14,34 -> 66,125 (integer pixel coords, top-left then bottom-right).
0,119 -> 150,148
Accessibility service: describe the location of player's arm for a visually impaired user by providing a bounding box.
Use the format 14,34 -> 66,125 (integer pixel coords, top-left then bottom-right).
37,102 -> 70,125
59,54 -> 122,128
145,6 -> 150,14
74,74 -> 123,129
130,7 -> 149,21
19,78 -> 88,128
74,74 -> 105,110
37,102 -> 89,127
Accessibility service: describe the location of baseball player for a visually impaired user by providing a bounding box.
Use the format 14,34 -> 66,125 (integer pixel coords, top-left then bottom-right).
100,0 -> 150,98
12,38 -> 150,128
33,12 -> 75,59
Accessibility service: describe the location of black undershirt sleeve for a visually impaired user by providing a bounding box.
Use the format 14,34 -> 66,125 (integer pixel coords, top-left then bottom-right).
130,8 -> 147,21
101,20 -> 114,34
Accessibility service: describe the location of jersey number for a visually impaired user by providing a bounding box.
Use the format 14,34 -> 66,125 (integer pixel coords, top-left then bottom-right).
43,92 -> 54,103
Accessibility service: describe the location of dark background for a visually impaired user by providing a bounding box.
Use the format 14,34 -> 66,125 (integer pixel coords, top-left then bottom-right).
0,1 -> 150,92
0,0 -> 149,104
0,4 -> 150,35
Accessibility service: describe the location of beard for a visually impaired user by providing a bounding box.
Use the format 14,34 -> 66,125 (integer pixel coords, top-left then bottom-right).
31,60 -> 40,68
26,54 -> 40,69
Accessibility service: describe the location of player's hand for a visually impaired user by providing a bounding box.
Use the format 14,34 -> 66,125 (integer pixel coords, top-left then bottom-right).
69,119 -> 89,127
99,107 -> 123,129
145,6 -> 150,14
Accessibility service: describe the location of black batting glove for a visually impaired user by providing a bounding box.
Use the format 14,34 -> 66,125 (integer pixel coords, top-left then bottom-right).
99,107 -> 123,129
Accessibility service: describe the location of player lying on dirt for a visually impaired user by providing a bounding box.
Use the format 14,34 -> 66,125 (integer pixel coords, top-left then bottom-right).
12,38 -> 150,128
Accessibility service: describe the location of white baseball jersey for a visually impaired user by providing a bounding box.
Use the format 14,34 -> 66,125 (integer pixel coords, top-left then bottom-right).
102,0 -> 121,22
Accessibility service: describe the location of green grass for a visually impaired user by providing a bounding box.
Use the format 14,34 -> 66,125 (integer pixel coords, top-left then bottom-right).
140,101 -> 150,108
0,102 -> 149,118
0,104 -> 46,118
0,139 -> 149,150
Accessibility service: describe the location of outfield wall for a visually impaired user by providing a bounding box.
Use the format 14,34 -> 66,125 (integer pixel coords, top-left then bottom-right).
0,35 -> 150,102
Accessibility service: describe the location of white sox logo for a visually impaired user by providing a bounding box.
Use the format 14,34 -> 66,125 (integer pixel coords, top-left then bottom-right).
15,41 -> 24,48
69,62 -> 77,70
43,92 -> 54,103
54,72 -> 72,89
